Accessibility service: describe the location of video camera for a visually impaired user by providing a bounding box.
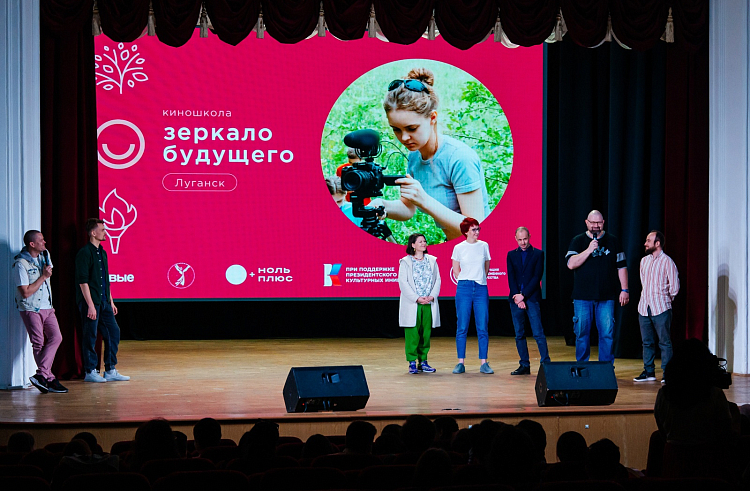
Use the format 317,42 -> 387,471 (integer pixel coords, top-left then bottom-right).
341,129 -> 405,241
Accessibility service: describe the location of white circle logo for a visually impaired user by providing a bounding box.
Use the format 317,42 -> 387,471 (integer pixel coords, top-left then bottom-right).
226,265 -> 248,285
168,263 -> 195,289
97,119 -> 145,169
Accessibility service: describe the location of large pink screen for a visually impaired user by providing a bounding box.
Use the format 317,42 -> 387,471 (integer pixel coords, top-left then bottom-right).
95,32 -> 542,300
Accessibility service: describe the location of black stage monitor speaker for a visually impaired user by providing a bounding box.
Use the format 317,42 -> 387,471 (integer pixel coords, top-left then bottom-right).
535,361 -> 618,407
283,365 -> 370,413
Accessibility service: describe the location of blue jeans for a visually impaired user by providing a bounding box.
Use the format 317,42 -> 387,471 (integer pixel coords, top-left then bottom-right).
79,302 -> 121,372
572,299 -> 615,363
455,280 -> 489,359
509,300 -> 550,367
639,307 -> 673,373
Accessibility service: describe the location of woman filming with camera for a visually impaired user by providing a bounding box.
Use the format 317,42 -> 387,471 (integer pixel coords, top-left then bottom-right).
398,233 -> 441,374
370,68 -> 489,241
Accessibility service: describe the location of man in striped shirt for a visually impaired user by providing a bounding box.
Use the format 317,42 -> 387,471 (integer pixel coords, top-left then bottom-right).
634,230 -> 680,382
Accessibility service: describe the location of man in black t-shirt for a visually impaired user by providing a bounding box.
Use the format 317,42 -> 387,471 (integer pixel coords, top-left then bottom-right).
565,210 -> 629,363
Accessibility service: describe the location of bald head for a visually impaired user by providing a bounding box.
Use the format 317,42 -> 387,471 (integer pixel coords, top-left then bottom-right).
587,210 -> 603,221
585,210 -> 604,237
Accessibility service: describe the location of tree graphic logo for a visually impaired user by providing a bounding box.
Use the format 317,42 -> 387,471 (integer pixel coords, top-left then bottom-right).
95,43 -> 148,94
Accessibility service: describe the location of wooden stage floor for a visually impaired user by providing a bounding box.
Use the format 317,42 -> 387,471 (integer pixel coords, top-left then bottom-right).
2,336 -> 749,468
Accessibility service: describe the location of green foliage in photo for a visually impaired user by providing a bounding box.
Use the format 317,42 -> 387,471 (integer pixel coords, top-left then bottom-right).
321,59 -> 513,245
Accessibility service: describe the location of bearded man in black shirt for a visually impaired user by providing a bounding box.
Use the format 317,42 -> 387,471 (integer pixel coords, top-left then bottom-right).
565,210 -> 629,363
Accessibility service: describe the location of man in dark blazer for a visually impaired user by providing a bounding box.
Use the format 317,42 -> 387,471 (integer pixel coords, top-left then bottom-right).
506,227 -> 550,375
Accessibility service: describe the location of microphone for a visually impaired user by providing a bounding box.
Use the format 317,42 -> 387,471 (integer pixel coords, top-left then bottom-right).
42,250 -> 50,268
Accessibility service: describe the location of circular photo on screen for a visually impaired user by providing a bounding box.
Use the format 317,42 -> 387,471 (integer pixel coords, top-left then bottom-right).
321,59 -> 513,245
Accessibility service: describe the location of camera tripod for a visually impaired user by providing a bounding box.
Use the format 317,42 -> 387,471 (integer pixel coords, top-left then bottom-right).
352,200 -> 397,243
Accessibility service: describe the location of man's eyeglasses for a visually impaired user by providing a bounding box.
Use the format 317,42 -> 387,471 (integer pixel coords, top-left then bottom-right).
388,79 -> 428,93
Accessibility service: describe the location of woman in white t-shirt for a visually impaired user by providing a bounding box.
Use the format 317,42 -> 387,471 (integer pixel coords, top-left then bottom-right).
451,217 -> 492,374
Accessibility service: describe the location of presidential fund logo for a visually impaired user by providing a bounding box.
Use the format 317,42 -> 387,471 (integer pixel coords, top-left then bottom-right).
324,264 -> 342,287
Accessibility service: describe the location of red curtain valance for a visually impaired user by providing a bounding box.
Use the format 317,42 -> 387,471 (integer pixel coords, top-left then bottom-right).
43,0 -> 708,50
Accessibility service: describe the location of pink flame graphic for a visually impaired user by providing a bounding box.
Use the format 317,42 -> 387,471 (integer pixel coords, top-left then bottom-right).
99,189 -> 137,254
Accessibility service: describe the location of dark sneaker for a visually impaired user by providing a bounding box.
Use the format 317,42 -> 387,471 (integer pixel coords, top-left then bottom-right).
511,365 -> 531,376
409,361 -> 419,374
452,363 -> 465,374
634,371 -> 657,382
420,361 -> 436,373
47,379 -> 68,393
29,374 -> 49,394
479,363 -> 494,374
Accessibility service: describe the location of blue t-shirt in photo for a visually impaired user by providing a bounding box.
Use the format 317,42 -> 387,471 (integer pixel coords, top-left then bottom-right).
406,134 -> 490,226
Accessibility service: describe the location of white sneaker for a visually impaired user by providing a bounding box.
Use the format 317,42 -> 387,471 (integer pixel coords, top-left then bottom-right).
84,370 -> 107,383
104,369 -> 130,381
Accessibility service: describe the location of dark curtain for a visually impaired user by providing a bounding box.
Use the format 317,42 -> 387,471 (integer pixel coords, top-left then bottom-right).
664,42 -> 709,342
41,0 -> 99,379
545,37 -> 667,358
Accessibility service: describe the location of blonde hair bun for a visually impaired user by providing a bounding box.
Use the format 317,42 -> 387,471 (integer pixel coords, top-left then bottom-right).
406,68 -> 434,87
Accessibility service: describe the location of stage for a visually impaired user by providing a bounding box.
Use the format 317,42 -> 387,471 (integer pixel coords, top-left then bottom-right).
1,337 -> 748,469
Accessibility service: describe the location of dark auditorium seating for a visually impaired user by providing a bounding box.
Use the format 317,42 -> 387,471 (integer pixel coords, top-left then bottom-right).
60,472 -> 150,491
225,456 -> 299,475
275,442 -> 304,459
661,441 -> 731,479
277,436 -> 303,445
43,443 -> 67,454
0,475 -> 51,491
452,464 -> 493,486
644,431 -> 665,477
326,435 -> 347,446
0,464 -> 45,479
152,470 -> 248,491
110,440 -> 134,455
358,465 -> 416,490
541,461 -> 588,483
0,452 -> 25,465
621,477 -> 735,491
535,481 -> 627,491
430,485 -> 516,491
140,458 -> 215,483
196,445 -> 242,464
311,453 -> 382,470
259,466 -> 348,490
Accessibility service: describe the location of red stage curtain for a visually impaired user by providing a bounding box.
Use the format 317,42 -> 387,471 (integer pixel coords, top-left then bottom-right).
372,0 -> 434,45
434,0 -> 499,50
152,0 -> 202,47
323,0 -> 376,41
98,0 -> 151,42
671,0 -> 709,52
610,0 -> 668,51
205,0 -> 261,46
559,0 -> 609,47
498,0 -> 559,47
262,0 -> 320,44
41,0 -> 99,379
664,42 -> 709,342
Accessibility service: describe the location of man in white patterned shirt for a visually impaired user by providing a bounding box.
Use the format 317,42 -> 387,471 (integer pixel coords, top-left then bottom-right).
634,230 -> 680,383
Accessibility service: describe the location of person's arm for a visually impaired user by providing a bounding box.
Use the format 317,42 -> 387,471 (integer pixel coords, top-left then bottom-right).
16,264 -> 52,298
79,283 -> 97,320
506,252 -> 519,299
397,260 -> 420,304
369,197 -> 417,222
452,259 -> 460,280
427,259 -> 440,303
618,267 -> 629,306
668,259 -> 680,300
484,260 -> 490,278
567,238 -> 598,269
521,250 -> 545,301
395,175 -> 468,240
